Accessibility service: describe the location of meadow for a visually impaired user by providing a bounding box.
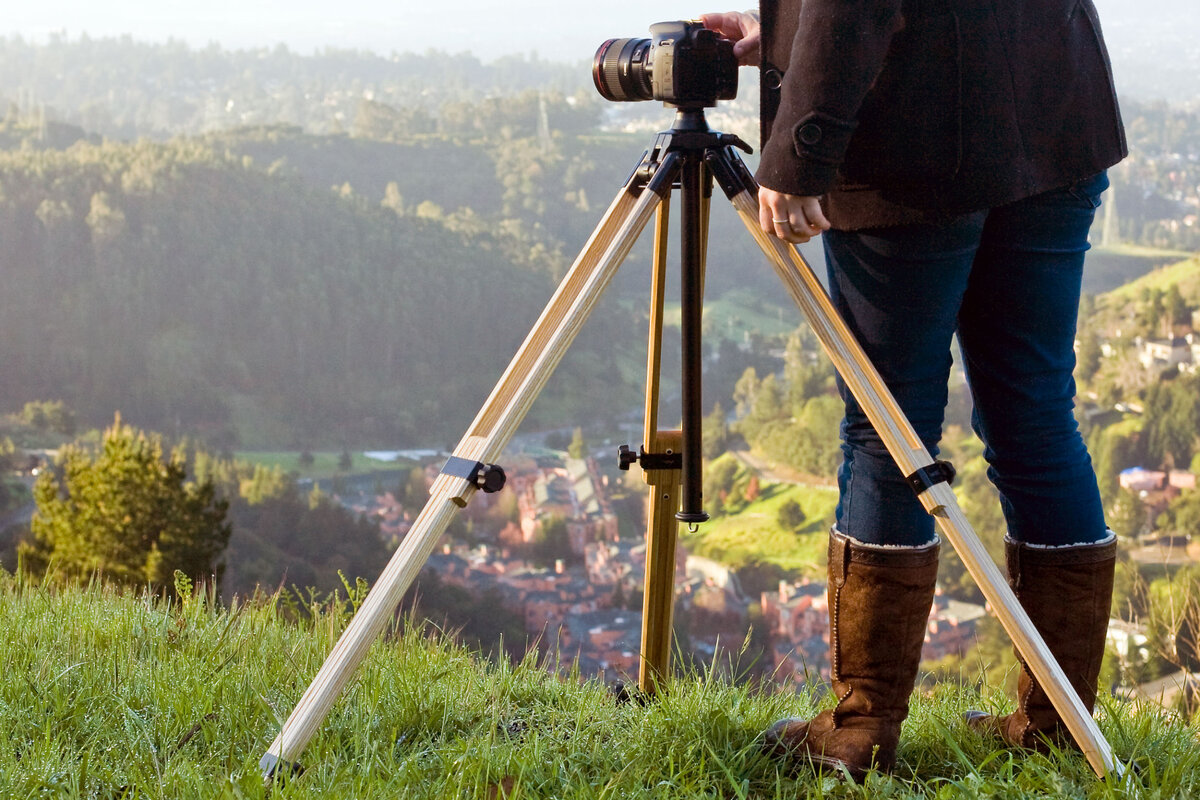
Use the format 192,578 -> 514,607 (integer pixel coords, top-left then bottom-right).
1,573 -> 1196,798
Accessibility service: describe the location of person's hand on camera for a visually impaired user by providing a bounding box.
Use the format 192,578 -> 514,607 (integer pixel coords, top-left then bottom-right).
759,186 -> 830,244
699,11 -> 760,66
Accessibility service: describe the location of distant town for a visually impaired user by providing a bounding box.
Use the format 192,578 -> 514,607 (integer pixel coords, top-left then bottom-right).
335,451 -> 985,690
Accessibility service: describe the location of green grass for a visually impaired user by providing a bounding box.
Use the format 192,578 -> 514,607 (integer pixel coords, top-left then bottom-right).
2,575 -> 1200,800
1104,256 -> 1200,301
0,574 -> 1197,798
233,450 -> 417,481
1092,244 -> 1196,260
685,483 -> 838,578
664,288 -> 798,342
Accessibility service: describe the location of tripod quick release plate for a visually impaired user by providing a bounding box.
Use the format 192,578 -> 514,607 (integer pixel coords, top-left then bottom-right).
440,456 -> 507,493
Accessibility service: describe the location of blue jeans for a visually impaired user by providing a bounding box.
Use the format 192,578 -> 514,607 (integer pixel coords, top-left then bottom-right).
823,172 -> 1110,548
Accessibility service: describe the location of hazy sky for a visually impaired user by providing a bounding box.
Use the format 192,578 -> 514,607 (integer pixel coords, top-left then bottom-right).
5,1 -> 719,62
4,0 -> 1192,68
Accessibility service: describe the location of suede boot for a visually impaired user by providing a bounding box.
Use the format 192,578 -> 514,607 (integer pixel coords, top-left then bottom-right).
965,535 -> 1117,751
763,530 -> 939,781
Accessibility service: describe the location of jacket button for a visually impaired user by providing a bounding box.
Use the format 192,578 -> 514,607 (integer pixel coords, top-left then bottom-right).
763,68 -> 783,90
797,122 -> 822,146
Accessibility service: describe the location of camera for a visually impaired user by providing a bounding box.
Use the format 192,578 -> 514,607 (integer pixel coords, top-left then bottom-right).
592,20 -> 738,107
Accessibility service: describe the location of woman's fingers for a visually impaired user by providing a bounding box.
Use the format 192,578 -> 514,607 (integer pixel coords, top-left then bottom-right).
759,187 -> 829,243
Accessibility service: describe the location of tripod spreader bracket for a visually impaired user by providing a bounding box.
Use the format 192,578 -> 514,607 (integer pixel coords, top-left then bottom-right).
617,444 -> 682,472
705,147 -> 758,200
905,460 -> 956,496
629,124 -> 754,197
440,456 -> 507,493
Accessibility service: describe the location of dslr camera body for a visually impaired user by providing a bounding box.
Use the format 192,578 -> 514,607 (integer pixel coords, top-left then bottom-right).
593,20 -> 738,107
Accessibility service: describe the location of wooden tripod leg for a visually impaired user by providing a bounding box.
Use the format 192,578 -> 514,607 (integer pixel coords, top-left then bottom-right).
260,162 -> 674,779
636,171 -> 712,695
636,200 -> 681,695
722,186 -> 1120,779
639,430 -> 683,694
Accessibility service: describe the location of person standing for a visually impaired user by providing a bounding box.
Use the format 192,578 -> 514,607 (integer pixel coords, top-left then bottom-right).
702,0 -> 1125,781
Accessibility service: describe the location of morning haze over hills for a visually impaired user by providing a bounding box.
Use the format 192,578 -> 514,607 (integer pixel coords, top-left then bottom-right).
0,3 -> 1199,795
1,0 -> 1198,588
0,0 -> 1196,446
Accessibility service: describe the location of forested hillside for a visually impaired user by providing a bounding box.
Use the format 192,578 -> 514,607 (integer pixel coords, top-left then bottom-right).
0,134 -> 635,446
0,35 -> 590,139
1,37 -> 1196,447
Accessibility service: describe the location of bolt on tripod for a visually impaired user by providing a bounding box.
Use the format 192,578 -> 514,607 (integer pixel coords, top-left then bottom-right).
260,106 -> 1122,780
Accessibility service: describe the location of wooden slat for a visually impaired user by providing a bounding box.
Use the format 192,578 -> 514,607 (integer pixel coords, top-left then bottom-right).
638,430 -> 683,695
261,177 -> 669,775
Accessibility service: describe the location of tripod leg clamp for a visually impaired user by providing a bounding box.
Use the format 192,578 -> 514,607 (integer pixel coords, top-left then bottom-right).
440,456 -> 507,493
905,460 -> 956,496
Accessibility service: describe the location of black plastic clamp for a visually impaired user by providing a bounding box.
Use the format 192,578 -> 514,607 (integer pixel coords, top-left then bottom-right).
905,460 -> 956,495
617,444 -> 682,471
441,456 -> 507,493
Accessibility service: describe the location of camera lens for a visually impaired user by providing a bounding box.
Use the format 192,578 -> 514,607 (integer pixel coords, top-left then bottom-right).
592,37 -> 654,102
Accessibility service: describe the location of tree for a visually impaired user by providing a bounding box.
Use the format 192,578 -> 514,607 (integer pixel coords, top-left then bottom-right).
567,427 -> 588,460
743,474 -> 760,503
1109,487 -> 1147,540
21,415 -> 231,588
776,498 -> 807,532
404,466 -> 429,506
702,403 -> 728,460
240,463 -> 291,505
338,449 -> 353,471
732,367 -> 760,419
529,513 -> 572,567
0,438 -> 15,514
1143,376 -> 1200,468
702,454 -> 742,517
1142,287 -> 1165,338
1157,489 -> 1200,538
1165,284 -> 1190,329
1076,330 -> 1102,384
21,400 -> 76,435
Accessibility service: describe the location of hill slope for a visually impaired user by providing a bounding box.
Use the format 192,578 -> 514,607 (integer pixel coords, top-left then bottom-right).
0,138 -> 637,446
0,576 -> 1194,798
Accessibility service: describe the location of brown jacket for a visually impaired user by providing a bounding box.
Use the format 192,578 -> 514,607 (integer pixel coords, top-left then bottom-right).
756,0 -> 1127,229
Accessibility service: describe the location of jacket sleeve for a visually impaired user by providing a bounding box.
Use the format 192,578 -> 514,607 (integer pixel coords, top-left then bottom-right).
756,0 -> 904,196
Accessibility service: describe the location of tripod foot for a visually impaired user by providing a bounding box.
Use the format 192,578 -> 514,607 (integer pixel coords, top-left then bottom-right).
260,752 -> 304,785
610,680 -> 649,706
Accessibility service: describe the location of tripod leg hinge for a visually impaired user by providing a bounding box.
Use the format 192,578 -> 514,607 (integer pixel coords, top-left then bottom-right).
906,460 -> 956,496
440,456 -> 507,493
705,148 -> 757,199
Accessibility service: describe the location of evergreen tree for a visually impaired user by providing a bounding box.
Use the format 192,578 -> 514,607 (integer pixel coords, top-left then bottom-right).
22,415 -> 231,588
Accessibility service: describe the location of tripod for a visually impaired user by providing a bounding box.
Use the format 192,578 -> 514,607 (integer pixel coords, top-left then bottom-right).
260,107 -> 1121,780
